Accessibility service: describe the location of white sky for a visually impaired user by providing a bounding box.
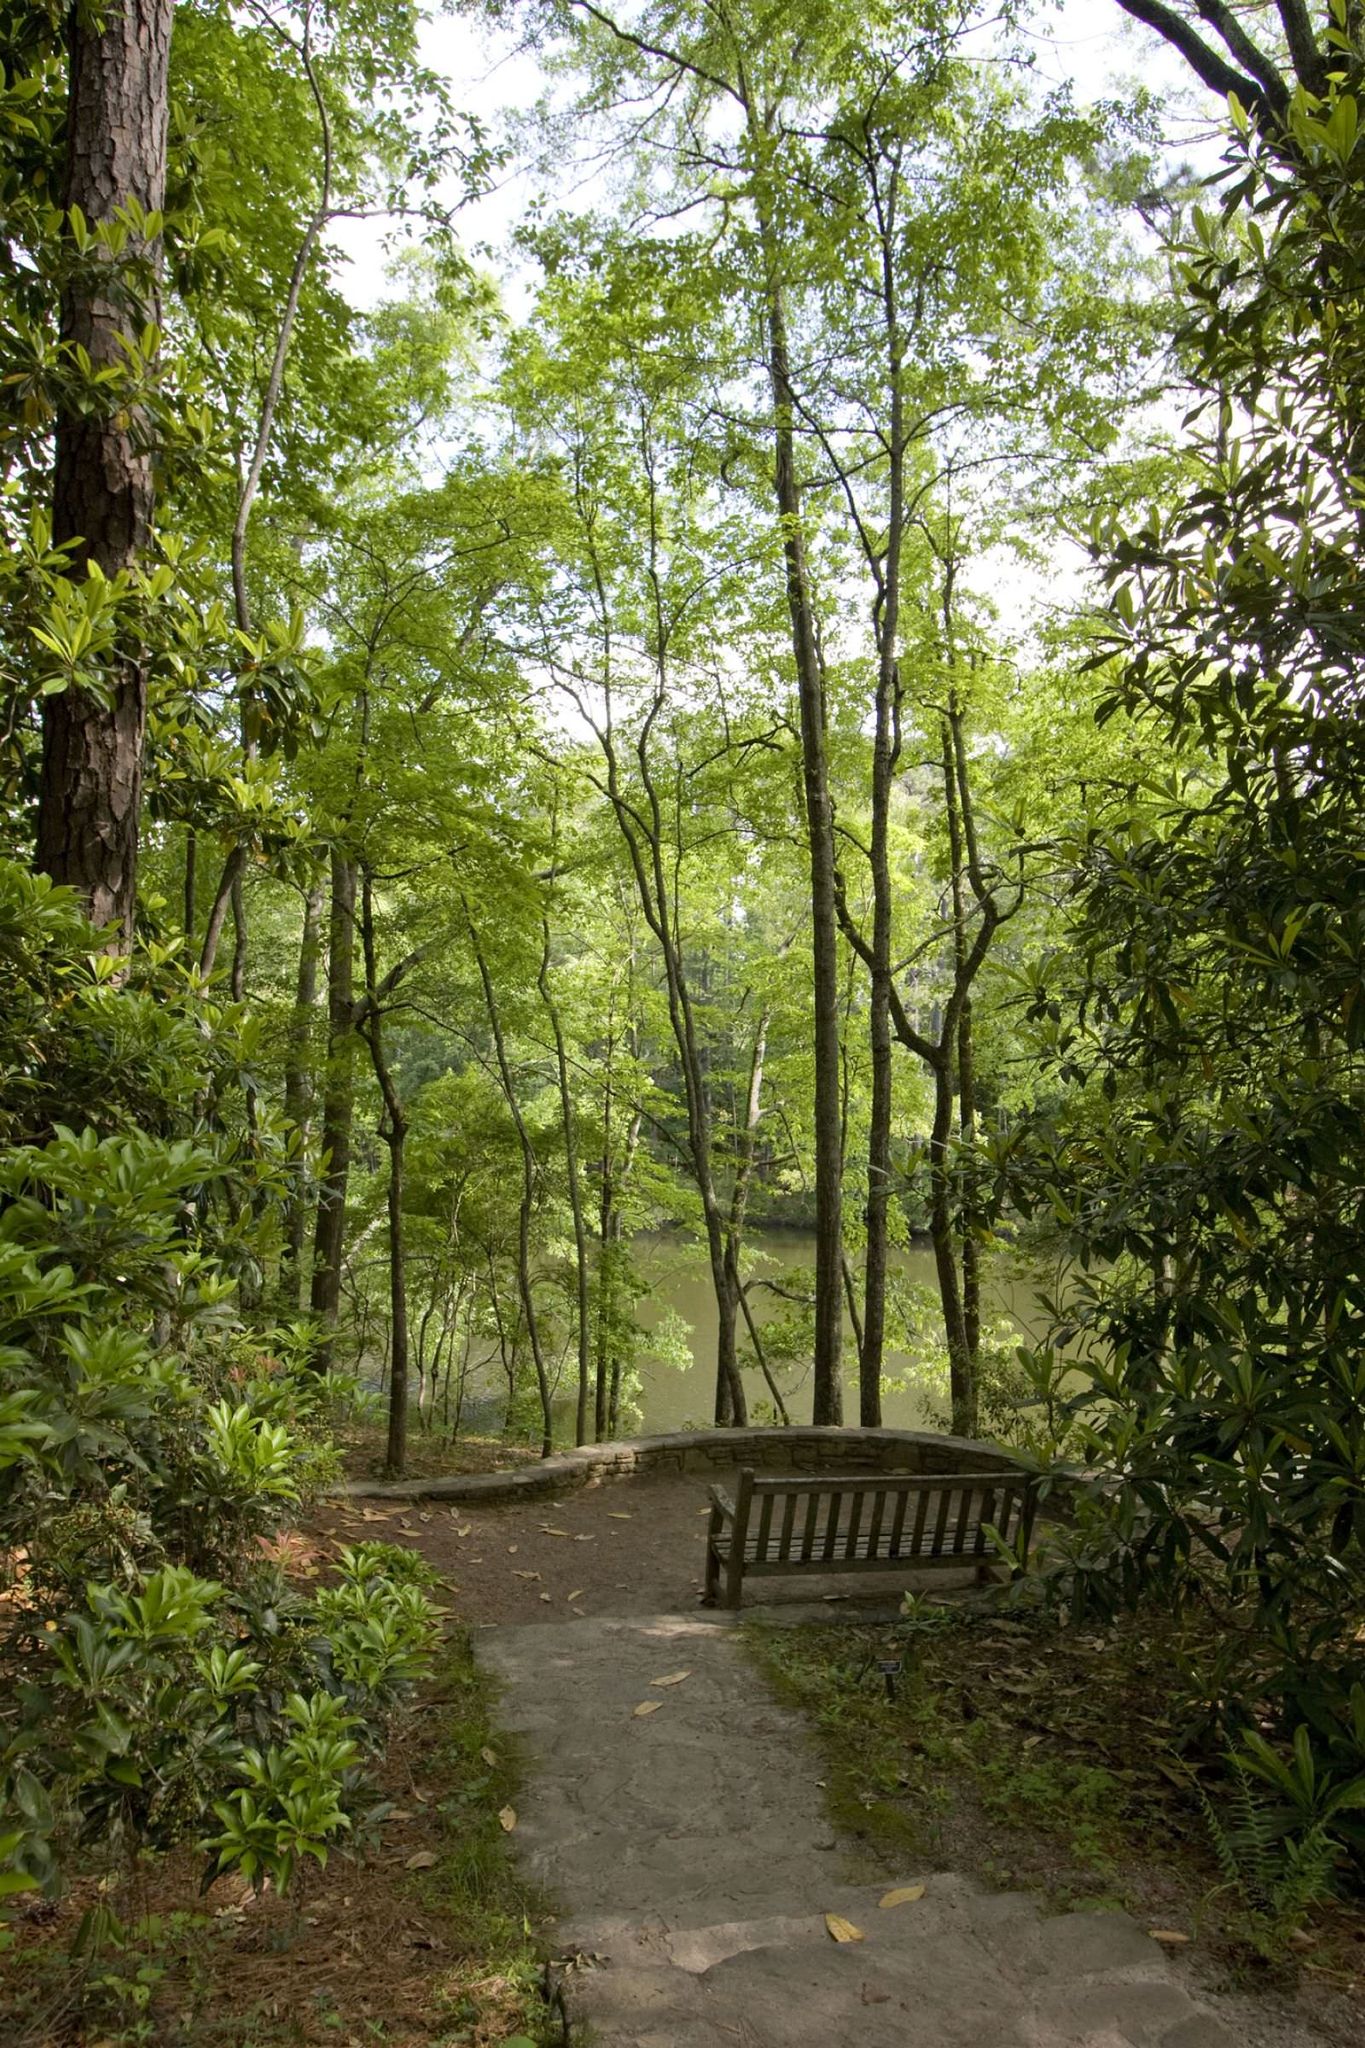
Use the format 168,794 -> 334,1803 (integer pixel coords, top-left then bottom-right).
332,0 -> 1229,312
327,0 -> 1232,650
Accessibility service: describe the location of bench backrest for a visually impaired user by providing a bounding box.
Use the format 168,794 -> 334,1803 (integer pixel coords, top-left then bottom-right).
732,1467 -> 1034,1566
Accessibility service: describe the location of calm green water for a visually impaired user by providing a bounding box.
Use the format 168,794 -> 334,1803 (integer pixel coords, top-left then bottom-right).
628,1228 -> 1040,1433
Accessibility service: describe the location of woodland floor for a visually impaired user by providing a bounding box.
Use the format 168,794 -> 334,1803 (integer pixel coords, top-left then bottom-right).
4,1461 -> 1364,2045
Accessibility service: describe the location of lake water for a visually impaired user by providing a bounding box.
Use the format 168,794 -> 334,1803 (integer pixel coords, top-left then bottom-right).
626,1227 -> 1041,1433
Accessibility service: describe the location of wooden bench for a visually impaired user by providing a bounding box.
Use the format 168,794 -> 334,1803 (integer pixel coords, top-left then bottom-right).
702,1466 -> 1036,1609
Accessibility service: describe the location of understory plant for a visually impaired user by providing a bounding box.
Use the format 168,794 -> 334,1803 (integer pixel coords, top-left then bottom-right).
0,870 -> 440,1945
1005,47 -> 1365,1901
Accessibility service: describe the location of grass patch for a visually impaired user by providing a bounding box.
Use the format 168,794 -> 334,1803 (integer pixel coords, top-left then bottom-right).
745,1601 -> 1365,1971
0,1631 -> 556,2048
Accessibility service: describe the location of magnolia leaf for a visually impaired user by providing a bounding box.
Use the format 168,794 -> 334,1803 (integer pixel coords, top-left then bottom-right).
480,1747 -> 498,1768
650,1670 -> 691,1687
878,1885 -> 926,1909
1148,1928 -> 1190,1945
632,1700 -> 662,1717
405,1850 -> 438,1871
824,1913 -> 865,1943
498,1806 -> 517,1832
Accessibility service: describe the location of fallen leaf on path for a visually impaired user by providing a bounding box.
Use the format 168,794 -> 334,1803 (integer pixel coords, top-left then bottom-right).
385,1809 -> 415,1823
607,1512 -> 632,1520
696,1507 -> 710,1516
541,1526 -> 571,1537
1148,1929 -> 1191,1946
571,1606 -> 585,1616
507,1544 -> 518,1554
539,1592 -> 552,1603
650,1670 -> 691,1688
453,1522 -> 472,1536
878,1886 -> 926,1909
498,1806 -> 517,1832
513,1569 -> 541,1581
480,1747 -> 498,1768
824,1914 -> 865,1943
573,1533 -> 595,1542
568,1589 -> 584,1602
405,1850 -> 438,1871
632,1701 -> 662,1718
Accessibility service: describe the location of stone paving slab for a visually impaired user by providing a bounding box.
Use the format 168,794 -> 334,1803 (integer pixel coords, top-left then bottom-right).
480,1613 -> 1321,2048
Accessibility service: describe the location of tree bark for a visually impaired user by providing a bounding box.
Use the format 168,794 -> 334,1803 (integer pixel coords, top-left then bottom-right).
469,911 -> 555,1458
539,910 -> 593,1446
759,245 -> 844,1426
358,868 -> 410,1477
281,873 -> 326,1304
38,0 -> 174,942
309,849 -> 356,1365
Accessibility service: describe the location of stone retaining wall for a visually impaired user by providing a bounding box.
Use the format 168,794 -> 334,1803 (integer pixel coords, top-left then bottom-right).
334,1425 -> 1030,1506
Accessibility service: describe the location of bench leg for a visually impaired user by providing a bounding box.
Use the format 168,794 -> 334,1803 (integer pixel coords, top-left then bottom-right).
702,1535 -> 720,1607
722,1549 -> 745,1610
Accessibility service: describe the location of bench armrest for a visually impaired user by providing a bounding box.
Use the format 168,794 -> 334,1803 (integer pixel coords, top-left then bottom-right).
708,1485 -> 736,1523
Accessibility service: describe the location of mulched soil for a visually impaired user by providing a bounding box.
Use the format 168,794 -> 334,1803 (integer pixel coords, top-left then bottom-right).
1,1643 -> 539,2048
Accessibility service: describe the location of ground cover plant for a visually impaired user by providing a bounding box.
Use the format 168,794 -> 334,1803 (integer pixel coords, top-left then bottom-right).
0,1623 -> 551,2047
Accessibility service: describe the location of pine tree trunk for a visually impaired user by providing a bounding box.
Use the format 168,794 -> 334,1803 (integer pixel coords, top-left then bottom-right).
38,0 -> 174,941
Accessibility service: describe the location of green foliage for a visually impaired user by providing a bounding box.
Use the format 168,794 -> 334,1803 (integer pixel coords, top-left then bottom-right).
1008,54 -> 1365,1859
1199,1754 -> 1342,1957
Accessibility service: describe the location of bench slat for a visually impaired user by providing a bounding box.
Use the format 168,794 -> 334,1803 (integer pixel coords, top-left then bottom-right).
777,1490 -> 797,1561
932,1485 -> 954,1555
702,1467 -> 1037,1608
755,1490 -> 774,1560
844,1489 -> 865,1562
801,1492 -> 820,1562
865,1487 -> 886,1560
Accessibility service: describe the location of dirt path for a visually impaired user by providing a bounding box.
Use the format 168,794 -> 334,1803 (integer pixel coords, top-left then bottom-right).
314,1467 -> 911,1627
312,1467 -> 1329,2048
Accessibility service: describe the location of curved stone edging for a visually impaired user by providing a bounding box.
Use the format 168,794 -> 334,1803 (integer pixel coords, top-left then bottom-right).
331,1424 -> 1031,1505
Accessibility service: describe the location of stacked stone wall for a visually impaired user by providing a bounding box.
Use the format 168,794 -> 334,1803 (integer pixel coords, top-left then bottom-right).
336,1426 -> 1029,1506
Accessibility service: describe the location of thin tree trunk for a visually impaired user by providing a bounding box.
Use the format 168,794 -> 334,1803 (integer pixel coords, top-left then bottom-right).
357,870 -> 410,1476
38,0 -> 174,943
281,874 -> 325,1303
723,1011 -> 772,1418
183,827 -> 197,942
199,843 -> 245,978
469,913 -> 554,1458
229,869 -> 247,1002
539,907 -> 592,1447
595,1028 -> 616,1443
859,156 -> 907,1429
308,849 -> 356,1366
758,245 -> 843,1426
